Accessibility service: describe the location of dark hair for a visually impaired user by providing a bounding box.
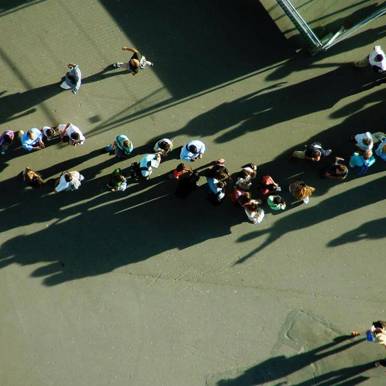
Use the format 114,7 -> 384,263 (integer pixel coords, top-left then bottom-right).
64,173 -> 72,182
188,145 -> 198,154
273,196 -> 285,205
70,132 -> 80,140
374,54 -> 384,62
176,163 -> 185,172
46,128 -> 54,137
217,181 -> 225,189
159,140 -> 170,151
238,194 -> 251,206
3,134 -> 13,144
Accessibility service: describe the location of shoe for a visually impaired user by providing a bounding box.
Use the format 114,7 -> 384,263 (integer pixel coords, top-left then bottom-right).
112,63 -> 120,69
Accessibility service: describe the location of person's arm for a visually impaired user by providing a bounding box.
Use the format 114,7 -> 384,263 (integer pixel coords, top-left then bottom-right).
122,47 -> 138,53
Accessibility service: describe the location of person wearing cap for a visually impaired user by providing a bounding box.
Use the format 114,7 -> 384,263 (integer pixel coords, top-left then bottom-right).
0,130 -> 15,155
139,153 -> 161,179
112,47 -> 154,75
354,45 -> 386,73
180,139 -> 206,162
58,123 -> 85,146
54,170 -> 84,192
60,63 -> 82,94
20,128 -> 45,152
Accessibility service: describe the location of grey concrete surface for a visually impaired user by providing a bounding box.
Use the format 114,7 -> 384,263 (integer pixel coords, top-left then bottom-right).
0,1 -> 385,385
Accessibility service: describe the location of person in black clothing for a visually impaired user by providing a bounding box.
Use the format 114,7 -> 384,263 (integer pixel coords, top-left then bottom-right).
112,47 -> 154,74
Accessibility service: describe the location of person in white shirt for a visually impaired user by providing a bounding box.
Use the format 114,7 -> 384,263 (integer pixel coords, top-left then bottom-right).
55,171 -> 84,192
139,153 -> 161,179
58,123 -> 85,146
60,64 -> 82,94
354,46 -> 386,73
354,131 -> 374,152
180,140 -> 206,162
153,138 -> 173,157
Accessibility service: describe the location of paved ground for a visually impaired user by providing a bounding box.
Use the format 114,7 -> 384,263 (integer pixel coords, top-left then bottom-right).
0,1 -> 385,385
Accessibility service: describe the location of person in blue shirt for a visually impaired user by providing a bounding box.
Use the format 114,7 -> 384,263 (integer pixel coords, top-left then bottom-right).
20,128 -> 45,152
349,149 -> 376,176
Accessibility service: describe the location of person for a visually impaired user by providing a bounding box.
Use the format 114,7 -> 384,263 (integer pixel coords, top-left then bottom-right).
58,123 -> 85,146
230,186 -> 250,206
60,63 -> 82,94
106,134 -> 133,158
353,132 -> 374,152
107,168 -> 127,192
113,47 -> 154,74
349,150 -> 376,176
0,130 -> 15,155
375,138 -> 386,161
54,171 -> 84,192
234,163 -> 257,191
354,46 -> 386,73
20,128 -> 45,152
180,139 -> 206,162
41,126 -> 60,142
169,163 -> 192,180
175,169 -> 200,198
258,175 -> 281,198
22,167 -> 44,188
351,321 -> 386,367
321,157 -> 349,180
153,138 -> 173,157
292,142 -> 332,162
267,195 -> 286,211
240,196 -> 265,224
289,181 -> 315,204
138,153 -> 161,179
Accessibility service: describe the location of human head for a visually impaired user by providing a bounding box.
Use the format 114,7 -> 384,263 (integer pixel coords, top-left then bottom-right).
159,140 -> 171,151
64,173 -> 73,182
374,54 -> 384,63
45,128 -> 54,137
70,132 -> 80,141
3,133 -> 13,144
238,194 -> 251,206
217,181 -> 225,189
130,58 -> 140,71
176,163 -> 185,172
362,137 -> 372,146
188,144 -> 198,154
273,196 -> 285,205
27,129 -> 37,140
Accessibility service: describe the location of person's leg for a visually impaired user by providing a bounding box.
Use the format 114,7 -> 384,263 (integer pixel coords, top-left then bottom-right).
113,62 -> 129,69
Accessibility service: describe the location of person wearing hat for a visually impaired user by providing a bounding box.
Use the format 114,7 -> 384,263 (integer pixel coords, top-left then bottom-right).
354,45 -> 386,73
139,153 -> 161,179
180,139 -> 206,162
20,128 -> 45,152
112,47 -> 154,74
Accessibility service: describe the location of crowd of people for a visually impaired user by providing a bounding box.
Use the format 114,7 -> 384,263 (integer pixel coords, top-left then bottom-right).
1,45 -> 386,225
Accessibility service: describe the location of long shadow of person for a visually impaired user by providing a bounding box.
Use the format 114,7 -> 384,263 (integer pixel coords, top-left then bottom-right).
215,336 -> 366,385
0,82 -> 60,124
234,175 -> 385,264
328,217 -> 386,248
0,162 -> 244,286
